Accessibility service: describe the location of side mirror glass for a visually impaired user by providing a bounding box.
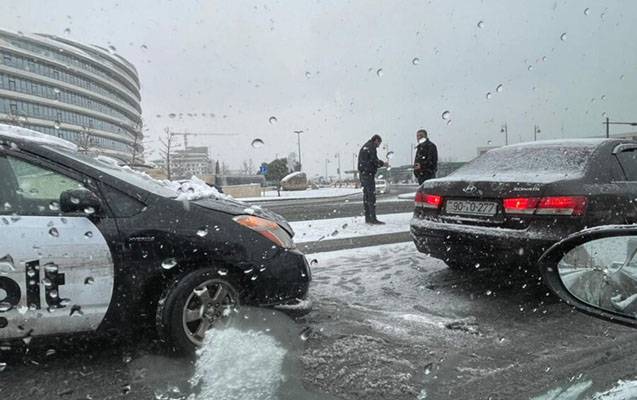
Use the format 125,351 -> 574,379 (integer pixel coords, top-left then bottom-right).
558,235 -> 637,317
59,188 -> 101,215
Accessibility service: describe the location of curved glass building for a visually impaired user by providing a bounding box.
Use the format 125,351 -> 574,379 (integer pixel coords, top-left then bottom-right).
0,29 -> 142,162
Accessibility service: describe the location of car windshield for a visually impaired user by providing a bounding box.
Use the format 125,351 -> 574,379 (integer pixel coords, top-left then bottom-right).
48,146 -> 179,198
449,142 -> 597,182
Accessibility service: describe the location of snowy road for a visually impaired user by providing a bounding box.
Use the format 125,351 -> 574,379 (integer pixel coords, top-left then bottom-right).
2,211 -> 637,399
291,212 -> 411,243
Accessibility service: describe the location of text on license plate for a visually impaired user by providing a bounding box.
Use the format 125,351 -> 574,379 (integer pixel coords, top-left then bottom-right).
445,200 -> 497,216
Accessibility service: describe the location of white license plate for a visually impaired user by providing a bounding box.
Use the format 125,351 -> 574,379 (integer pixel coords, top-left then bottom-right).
445,200 -> 498,216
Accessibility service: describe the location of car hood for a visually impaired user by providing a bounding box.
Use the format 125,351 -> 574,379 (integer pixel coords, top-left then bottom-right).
192,197 -> 294,237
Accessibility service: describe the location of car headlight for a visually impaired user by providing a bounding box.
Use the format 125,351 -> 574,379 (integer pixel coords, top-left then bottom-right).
233,215 -> 295,249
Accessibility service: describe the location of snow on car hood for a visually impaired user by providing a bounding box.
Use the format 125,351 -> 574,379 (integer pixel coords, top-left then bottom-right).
171,177 -> 294,236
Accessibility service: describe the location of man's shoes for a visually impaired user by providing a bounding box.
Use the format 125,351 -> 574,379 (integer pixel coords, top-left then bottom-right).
369,219 -> 386,225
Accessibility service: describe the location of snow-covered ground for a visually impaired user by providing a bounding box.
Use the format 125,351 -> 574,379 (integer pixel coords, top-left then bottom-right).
291,212 -> 412,243
241,187 -> 361,202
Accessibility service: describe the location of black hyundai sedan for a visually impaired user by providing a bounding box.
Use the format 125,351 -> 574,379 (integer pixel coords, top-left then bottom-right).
411,139 -> 637,271
0,125 -> 311,353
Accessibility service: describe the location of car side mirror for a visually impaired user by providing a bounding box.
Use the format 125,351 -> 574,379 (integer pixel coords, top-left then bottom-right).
539,226 -> 637,328
59,188 -> 102,215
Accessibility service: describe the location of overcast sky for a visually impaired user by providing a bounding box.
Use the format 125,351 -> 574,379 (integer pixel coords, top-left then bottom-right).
2,0 -> 636,176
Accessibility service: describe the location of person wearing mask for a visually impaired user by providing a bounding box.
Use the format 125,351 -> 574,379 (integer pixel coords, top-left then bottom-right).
413,129 -> 438,185
358,134 -> 388,224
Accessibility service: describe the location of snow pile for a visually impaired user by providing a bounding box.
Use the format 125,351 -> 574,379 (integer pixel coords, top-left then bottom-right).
0,124 -> 77,151
281,171 -> 306,183
241,187 -> 361,202
291,212 -> 412,243
195,327 -> 287,400
164,176 -> 226,201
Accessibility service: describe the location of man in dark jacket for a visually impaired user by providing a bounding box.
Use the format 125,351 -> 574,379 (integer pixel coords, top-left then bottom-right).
413,129 -> 438,185
358,134 -> 387,224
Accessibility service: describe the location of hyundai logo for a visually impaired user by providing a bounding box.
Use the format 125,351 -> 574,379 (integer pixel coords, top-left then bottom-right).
463,184 -> 478,194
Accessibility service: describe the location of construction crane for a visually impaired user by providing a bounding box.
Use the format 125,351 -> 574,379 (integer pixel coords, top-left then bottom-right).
169,130 -> 240,148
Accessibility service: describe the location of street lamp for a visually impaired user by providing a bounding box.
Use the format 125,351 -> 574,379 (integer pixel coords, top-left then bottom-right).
293,130 -> 303,171
534,125 -> 541,141
603,117 -> 637,138
501,123 -> 508,145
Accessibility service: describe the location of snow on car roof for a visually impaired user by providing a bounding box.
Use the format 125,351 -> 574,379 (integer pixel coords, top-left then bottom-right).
0,124 -> 78,152
500,138 -> 611,149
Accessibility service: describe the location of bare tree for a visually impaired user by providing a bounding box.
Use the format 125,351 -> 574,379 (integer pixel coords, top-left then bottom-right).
77,127 -> 95,154
158,127 -> 175,180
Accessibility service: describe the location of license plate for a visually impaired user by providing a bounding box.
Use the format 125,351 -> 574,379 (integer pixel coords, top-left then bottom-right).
445,200 -> 498,216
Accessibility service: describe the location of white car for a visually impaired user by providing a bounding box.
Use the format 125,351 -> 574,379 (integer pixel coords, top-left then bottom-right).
375,179 -> 390,194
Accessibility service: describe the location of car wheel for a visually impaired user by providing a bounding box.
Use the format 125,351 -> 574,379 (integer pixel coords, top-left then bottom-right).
156,268 -> 239,354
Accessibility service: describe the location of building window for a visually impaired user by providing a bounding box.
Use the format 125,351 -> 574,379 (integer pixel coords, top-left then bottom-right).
9,103 -> 18,115
8,79 -> 16,91
2,54 -> 11,64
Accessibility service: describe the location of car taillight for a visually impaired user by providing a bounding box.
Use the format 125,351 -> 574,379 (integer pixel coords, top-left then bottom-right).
537,196 -> 588,216
503,197 -> 539,214
503,196 -> 587,216
415,192 -> 442,209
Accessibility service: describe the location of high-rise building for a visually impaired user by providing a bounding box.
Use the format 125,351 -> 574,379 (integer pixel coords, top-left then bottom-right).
0,29 -> 142,162
171,146 -> 212,179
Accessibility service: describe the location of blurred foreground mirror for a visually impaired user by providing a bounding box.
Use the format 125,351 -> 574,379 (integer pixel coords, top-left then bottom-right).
539,228 -> 637,327
559,236 -> 637,316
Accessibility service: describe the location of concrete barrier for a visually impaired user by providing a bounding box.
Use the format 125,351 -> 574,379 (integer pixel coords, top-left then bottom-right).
223,184 -> 262,198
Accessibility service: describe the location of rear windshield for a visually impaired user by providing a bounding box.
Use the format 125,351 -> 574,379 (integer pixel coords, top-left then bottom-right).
450,144 -> 597,182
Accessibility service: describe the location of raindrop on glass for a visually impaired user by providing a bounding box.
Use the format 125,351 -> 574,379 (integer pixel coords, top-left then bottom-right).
376,68 -> 384,78
168,113 -> 176,119
196,228 -> 208,237
54,121 -> 61,130
84,277 -> 94,285
63,28 -> 71,35
0,302 -> 12,312
412,57 -> 420,65
305,71 -> 312,78
386,151 -> 395,159
84,231 -> 93,238
217,269 -> 228,276
141,44 -> 148,50
485,290 -> 493,296
268,116 -> 277,124
496,84 -> 503,93
251,138 -> 265,148
485,92 -> 492,100
560,32 -> 567,41
49,227 -> 59,237
441,110 -> 451,120
477,20 -> 485,29
108,45 -> 117,53
0,362 -> 6,372
49,201 -> 60,211
70,197 -> 80,205
527,65 -> 533,71
584,8 -> 590,16
84,206 -> 95,215
601,95 -> 606,100
161,258 -> 178,270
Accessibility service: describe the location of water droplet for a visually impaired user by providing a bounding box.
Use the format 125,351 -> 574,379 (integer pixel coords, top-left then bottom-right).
584,8 -> 590,16
602,112 -> 607,118
620,74 -> 625,80
123,355 -> 132,363
305,71 -> 312,78
217,269 -> 228,276
161,258 -> 178,270
601,95 -> 606,100
141,44 -> 148,50
49,201 -> 60,211
251,138 -> 265,148
376,68 -> 384,78
44,263 -> 58,273
196,228 -> 208,237
0,302 -> 12,312
0,362 -> 6,372
300,327 -> 312,341
446,119 -> 452,126
63,27 -> 71,35
49,227 -> 59,237
386,151 -> 395,159
487,140 -> 492,145
84,277 -> 94,285
84,231 -> 93,238
542,56 -> 548,62
485,290 -> 493,296
70,304 -> 83,316
477,20 -> 485,28
527,65 -> 534,71
485,92 -> 492,100
84,206 -> 95,215
268,116 -> 277,124
70,197 -> 80,205
168,113 -> 176,119
441,110 -> 451,120
310,259 -> 318,266
560,32 -> 567,41
54,121 -> 61,130
108,44 -> 117,53
496,84 -> 503,93
412,57 -> 420,65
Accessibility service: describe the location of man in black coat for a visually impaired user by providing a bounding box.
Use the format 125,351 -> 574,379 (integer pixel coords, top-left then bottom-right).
358,134 -> 387,224
413,129 -> 438,185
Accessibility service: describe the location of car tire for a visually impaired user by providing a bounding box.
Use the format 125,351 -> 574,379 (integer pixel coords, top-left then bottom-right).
156,268 -> 239,355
